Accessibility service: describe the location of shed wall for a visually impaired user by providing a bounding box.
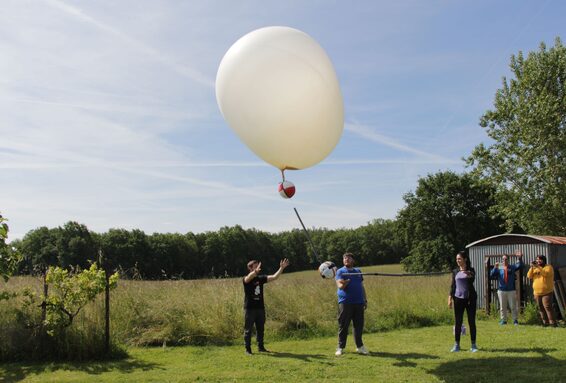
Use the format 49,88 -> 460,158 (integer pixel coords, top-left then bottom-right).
468,243 -> 550,308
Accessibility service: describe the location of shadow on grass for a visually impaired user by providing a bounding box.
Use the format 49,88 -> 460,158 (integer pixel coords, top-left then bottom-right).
0,358 -> 162,383
430,348 -> 566,383
263,351 -> 331,364
369,351 -> 440,367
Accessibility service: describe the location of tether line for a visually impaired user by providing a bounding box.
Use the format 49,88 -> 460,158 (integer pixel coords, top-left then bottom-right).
343,271 -> 450,277
293,207 -> 321,264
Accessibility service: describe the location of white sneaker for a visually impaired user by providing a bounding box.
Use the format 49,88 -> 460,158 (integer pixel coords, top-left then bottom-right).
335,348 -> 343,356
356,345 -> 369,355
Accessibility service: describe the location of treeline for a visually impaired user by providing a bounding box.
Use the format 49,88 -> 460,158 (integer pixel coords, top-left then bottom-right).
11,219 -> 405,279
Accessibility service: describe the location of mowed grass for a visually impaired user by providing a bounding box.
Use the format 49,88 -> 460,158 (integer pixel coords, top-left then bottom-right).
1,320 -> 565,383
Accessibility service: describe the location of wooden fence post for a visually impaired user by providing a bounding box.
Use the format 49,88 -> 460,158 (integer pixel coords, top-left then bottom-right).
104,269 -> 110,354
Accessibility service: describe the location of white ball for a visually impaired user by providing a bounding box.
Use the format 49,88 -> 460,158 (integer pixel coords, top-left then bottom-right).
318,261 -> 336,279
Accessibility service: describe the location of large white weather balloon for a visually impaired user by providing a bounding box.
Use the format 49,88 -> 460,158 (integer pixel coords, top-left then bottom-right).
216,26 -> 344,174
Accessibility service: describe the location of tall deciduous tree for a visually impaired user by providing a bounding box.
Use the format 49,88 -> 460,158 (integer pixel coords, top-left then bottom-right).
397,171 -> 503,272
18,226 -> 59,274
467,38 -> 566,235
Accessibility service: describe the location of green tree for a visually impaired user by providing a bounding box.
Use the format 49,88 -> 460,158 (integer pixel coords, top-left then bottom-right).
397,171 -> 503,272
21,263 -> 119,336
18,227 -> 59,274
147,233 -> 198,279
0,213 -> 20,282
401,236 -> 455,273
467,38 -> 566,235
357,219 -> 407,265
99,229 -> 150,278
1,213 -> 21,301
55,222 -> 98,269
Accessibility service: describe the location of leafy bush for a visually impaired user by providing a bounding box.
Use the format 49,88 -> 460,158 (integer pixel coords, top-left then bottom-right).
522,301 -> 541,325
0,265 -> 120,361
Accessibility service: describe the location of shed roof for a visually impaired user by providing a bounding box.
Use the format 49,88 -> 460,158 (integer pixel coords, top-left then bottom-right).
466,234 -> 566,248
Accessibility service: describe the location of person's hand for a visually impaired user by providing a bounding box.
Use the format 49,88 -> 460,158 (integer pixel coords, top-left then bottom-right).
448,297 -> 453,309
363,301 -> 368,310
254,262 -> 262,274
280,258 -> 290,270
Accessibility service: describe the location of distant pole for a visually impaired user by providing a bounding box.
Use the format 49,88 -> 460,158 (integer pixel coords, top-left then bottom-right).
293,207 -> 321,264
104,270 -> 110,354
100,249 -> 110,355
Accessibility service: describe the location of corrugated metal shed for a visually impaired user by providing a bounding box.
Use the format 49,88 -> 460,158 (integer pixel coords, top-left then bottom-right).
466,234 -> 566,309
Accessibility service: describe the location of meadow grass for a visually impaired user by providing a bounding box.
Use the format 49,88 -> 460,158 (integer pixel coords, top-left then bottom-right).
1,320 -> 565,382
0,264 -> 465,358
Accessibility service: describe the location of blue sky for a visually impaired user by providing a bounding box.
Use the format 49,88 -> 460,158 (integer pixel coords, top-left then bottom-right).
1,0 -> 564,239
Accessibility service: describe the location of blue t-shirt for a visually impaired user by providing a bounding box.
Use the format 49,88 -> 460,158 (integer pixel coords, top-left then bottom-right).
335,266 -> 365,304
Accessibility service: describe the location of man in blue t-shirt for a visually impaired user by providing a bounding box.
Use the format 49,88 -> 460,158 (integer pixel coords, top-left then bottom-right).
489,249 -> 523,325
335,252 -> 368,356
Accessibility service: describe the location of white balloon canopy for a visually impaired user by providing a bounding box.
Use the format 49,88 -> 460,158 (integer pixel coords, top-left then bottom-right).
216,26 -> 344,171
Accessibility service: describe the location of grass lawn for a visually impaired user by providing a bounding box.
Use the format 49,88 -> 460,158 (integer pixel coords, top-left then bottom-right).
1,320 -> 565,383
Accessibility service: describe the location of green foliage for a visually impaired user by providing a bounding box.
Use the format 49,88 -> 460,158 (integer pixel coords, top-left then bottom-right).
0,213 -> 21,283
18,226 -> 62,273
1,268 -> 121,361
55,222 -> 98,269
522,300 -> 541,325
42,264 -> 118,335
467,37 -> 566,235
16,220 -> 406,280
397,171 -> 504,272
401,236 -> 455,273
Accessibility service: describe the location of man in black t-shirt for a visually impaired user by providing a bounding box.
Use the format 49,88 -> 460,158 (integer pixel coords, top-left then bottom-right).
243,258 -> 289,355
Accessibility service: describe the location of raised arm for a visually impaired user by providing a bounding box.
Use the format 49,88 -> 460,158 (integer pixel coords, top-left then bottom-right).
514,252 -> 524,270
244,262 -> 262,284
527,264 -> 539,279
267,258 -> 290,282
489,263 -> 499,279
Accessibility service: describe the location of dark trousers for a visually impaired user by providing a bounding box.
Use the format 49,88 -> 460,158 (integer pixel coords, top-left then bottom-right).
534,293 -> 556,325
453,296 -> 476,344
338,303 -> 364,348
244,308 -> 265,348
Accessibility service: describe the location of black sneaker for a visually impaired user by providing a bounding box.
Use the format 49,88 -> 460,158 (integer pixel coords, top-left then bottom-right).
258,346 -> 270,353
245,347 -> 253,355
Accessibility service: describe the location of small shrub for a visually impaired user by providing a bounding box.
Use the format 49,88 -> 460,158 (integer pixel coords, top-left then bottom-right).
522,301 -> 540,325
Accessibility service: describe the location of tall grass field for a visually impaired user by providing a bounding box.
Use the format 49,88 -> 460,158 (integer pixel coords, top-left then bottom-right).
1,264 -> 455,355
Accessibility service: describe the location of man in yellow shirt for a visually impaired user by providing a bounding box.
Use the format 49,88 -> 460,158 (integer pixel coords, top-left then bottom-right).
527,255 -> 557,327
